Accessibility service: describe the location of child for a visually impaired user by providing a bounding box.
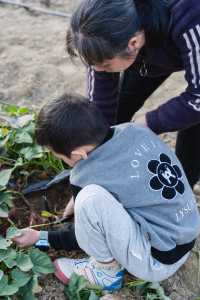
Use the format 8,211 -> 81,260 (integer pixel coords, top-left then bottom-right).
13,93 -> 200,292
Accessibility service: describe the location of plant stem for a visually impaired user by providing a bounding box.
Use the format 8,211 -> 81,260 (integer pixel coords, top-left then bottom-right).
29,219 -> 62,228
0,156 -> 15,162
12,191 -> 31,208
7,217 -> 16,227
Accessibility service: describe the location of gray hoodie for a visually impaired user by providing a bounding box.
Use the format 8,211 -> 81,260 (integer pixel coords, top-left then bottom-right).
70,123 -> 200,258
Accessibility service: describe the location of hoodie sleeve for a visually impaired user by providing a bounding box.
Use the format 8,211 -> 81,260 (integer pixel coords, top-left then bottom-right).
146,18 -> 200,133
87,67 -> 120,125
48,184 -> 81,250
48,223 -> 80,251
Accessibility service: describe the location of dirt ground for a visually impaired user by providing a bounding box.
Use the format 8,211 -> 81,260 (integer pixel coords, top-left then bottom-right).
0,1 -> 200,299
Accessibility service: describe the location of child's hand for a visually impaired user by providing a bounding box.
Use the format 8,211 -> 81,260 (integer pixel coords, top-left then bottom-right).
12,228 -> 40,247
63,196 -> 74,217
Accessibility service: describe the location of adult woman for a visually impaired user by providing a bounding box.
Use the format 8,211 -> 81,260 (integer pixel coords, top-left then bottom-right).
67,0 -> 200,188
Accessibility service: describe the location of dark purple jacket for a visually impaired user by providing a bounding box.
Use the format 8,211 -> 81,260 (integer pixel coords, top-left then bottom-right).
87,0 -> 200,133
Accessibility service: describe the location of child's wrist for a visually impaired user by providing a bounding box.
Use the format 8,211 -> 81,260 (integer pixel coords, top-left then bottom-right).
38,230 -> 49,241
35,231 -> 50,250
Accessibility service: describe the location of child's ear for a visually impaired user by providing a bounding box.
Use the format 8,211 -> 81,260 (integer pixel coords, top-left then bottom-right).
71,149 -> 88,160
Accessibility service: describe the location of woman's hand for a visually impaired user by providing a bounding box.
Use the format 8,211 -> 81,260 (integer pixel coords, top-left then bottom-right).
63,196 -> 74,218
12,228 -> 40,247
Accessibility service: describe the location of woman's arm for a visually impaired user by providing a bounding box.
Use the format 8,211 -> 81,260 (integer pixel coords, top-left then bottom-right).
146,17 -> 200,134
87,67 -> 120,125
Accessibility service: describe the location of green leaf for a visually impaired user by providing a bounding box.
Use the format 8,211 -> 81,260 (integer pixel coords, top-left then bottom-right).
65,273 -> 102,300
11,268 -> 31,288
0,275 -> 19,296
0,201 -> 10,214
0,283 -> 19,296
27,274 -> 39,293
20,145 -> 44,160
0,127 -> 9,138
0,191 -> 13,208
18,274 -> 39,299
127,279 -> 146,288
29,248 -> 54,274
4,104 -> 18,116
23,121 -> 35,135
149,283 -> 171,300
14,157 -> 24,169
41,210 -> 56,218
0,191 -> 12,217
0,236 -> 12,250
88,291 -> 99,300
0,275 -> 8,290
20,291 -> 37,300
0,248 -> 17,262
0,270 -> 4,281
0,207 -> 9,218
15,131 -> 33,144
146,294 -> 159,300
0,248 -> 17,268
4,256 -> 16,268
0,135 -> 9,148
17,107 -> 29,115
6,227 -> 22,239
16,253 -> 33,272
0,169 -> 13,188
0,191 -> 11,203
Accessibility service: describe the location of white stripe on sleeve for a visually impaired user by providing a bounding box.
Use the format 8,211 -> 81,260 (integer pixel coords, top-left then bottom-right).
87,67 -> 91,97
189,27 -> 200,85
89,67 -> 95,102
183,32 -> 198,88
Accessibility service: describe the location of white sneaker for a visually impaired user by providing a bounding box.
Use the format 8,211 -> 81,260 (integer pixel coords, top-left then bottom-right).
54,257 -> 124,292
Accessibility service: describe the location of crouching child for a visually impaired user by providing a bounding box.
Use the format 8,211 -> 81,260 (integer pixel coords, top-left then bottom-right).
13,93 -> 200,292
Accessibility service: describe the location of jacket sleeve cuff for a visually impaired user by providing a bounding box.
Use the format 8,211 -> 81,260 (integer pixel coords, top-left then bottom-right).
38,230 -> 49,241
146,110 -> 164,134
48,223 -> 80,251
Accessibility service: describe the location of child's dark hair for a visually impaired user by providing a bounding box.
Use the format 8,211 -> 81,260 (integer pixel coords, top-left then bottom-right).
66,0 -> 170,65
36,94 -> 109,156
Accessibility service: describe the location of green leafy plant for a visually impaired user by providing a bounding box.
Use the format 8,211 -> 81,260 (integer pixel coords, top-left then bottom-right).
64,273 -> 103,300
0,103 -> 64,216
0,190 -> 13,218
0,226 -> 55,299
127,279 -> 171,300
0,103 -> 63,299
0,104 -> 64,174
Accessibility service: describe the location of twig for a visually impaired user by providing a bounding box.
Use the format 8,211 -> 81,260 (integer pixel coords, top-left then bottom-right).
28,216 -> 72,228
29,220 -> 61,228
0,0 -> 71,18
12,191 -> 31,209
7,217 -> 16,227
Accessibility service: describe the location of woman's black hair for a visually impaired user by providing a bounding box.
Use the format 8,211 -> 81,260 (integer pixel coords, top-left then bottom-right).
67,0 -> 170,66
134,0 -> 170,45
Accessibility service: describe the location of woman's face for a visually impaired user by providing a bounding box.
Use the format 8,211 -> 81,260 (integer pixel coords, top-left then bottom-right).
93,31 -> 145,73
93,56 -> 136,73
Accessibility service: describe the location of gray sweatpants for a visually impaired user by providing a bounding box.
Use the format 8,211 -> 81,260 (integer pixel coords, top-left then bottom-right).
74,184 -> 190,282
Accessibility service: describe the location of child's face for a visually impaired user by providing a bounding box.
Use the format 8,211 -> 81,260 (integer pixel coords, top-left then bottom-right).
50,149 -> 79,167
